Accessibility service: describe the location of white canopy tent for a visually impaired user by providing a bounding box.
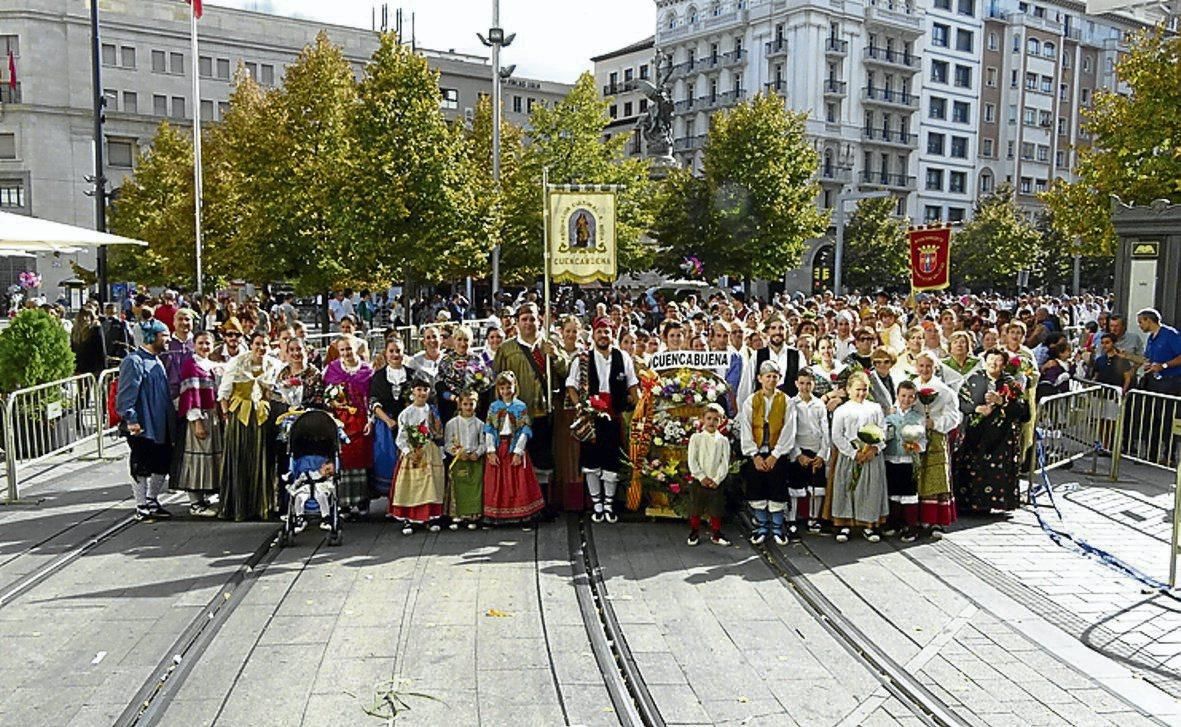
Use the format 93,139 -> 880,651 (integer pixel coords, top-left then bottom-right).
0,210 -> 147,252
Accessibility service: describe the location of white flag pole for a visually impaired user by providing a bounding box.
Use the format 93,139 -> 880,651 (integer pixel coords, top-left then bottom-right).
190,7 -> 204,296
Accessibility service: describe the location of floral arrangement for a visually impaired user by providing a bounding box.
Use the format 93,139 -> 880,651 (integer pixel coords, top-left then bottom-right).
439,355 -> 493,396
1004,355 -> 1036,381
323,383 -> 355,414
679,255 -> 704,278
637,455 -> 691,495
17,271 -> 41,290
969,379 -> 1025,426
847,423 -> 885,492
406,422 -> 432,449
917,387 -> 938,407
650,410 -> 692,448
656,368 -> 728,407
900,423 -> 925,454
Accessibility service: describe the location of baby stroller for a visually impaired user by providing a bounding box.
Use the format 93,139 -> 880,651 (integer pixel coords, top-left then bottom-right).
279,409 -> 344,547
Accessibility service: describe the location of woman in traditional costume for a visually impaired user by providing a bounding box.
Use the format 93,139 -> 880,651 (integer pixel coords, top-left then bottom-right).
176,331 -> 223,516
218,332 -> 282,521
551,315 -> 585,513
954,348 -> 1031,513
322,335 -> 374,517
913,351 -> 962,536
369,338 -> 410,501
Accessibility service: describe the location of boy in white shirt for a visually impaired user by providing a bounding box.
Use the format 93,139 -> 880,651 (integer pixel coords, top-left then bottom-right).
687,403 -> 733,547
788,369 -> 831,539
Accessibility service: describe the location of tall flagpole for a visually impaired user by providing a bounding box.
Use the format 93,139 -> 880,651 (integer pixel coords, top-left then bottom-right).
190,8 -> 204,296
542,166 -> 552,412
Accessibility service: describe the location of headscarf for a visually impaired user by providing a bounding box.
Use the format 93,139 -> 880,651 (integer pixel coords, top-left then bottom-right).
140,319 -> 168,345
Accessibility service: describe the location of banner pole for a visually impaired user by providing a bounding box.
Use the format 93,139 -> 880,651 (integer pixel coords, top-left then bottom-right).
542,166 -> 553,413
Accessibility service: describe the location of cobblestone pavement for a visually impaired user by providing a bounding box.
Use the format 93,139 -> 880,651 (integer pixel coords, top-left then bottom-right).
1,449 -> 1180,725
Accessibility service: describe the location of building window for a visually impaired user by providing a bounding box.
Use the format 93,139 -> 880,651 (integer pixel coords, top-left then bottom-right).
170,52 -> 184,75
639,64 -> 649,79
440,88 -> 459,110
640,98 -> 648,112
0,180 -> 25,209
955,29 -> 973,53
624,67 -> 634,82
1044,41 -> 1056,58
950,136 -> 968,158
924,205 -> 941,222
958,0 -> 974,16
0,35 -> 19,56
171,96 -> 186,119
1025,72 -> 1037,90
122,46 -> 136,69
985,67 -> 997,87
200,99 -> 214,120
987,32 -> 997,51
199,56 -> 213,78
245,62 -> 257,81
102,43 -> 117,67
949,171 -> 966,193
260,64 -> 274,86
1021,141 -> 1035,159
1027,38 -> 1040,55
1041,75 -> 1052,93
931,61 -> 948,84
984,103 -> 995,123
1038,110 -> 1052,127
1057,117 -> 1066,135
1010,69 -> 1018,88
512,95 -> 522,113
952,101 -> 969,123
980,171 -> 993,191
932,24 -> 949,47
1062,52 -> 1072,69
1036,144 -> 1049,161
947,207 -> 965,222
929,97 -> 946,119
1020,177 -> 1032,194
1059,83 -> 1068,100
153,94 -> 168,116
609,104 -> 618,119
1035,178 -> 1047,193
1056,149 -> 1066,166
982,138 -> 994,157
1012,34 -> 1021,53
0,133 -> 15,159
1023,108 -> 1037,126
926,168 -> 944,191
107,138 -> 134,168
218,101 -> 230,119
527,98 -> 536,113
151,50 -> 166,73
927,132 -> 945,154
1083,55 -> 1092,72
935,0 -> 950,9
216,58 -> 231,80
1081,87 -> 1090,104
954,65 -> 971,88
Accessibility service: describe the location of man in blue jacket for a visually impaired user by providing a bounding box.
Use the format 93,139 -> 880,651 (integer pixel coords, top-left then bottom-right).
116,319 -> 175,520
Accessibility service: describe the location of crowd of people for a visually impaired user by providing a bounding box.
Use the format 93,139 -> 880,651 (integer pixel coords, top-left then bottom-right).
104,285 -> 1180,548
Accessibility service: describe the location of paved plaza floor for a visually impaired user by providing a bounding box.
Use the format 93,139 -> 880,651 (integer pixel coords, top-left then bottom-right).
1,446 -> 1179,726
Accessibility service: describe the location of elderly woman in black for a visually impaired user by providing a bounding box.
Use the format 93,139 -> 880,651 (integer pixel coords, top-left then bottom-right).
954,348 -> 1031,514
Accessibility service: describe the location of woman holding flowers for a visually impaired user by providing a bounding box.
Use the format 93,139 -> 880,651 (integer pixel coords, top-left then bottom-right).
436,325 -> 493,423
218,332 -> 282,521
274,338 -> 325,410
829,371 -> 889,543
954,348 -> 1031,513
552,316 -> 586,513
322,336 -> 374,516
389,378 -> 445,534
913,352 -> 962,535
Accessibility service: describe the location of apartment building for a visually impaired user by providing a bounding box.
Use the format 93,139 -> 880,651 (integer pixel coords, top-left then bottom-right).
0,0 -> 571,296
592,37 -> 656,156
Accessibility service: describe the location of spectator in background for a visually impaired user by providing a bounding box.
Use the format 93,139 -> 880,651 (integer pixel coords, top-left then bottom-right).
70,307 -> 106,380
101,302 -> 133,364
155,290 -> 179,332
1111,314 -> 1145,361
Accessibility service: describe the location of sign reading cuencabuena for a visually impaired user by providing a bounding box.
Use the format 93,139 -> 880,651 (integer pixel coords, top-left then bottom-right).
648,351 -> 731,371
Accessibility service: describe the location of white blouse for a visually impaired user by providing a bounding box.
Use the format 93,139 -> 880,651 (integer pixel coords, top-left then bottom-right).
831,400 -> 886,460
445,415 -> 486,457
688,430 -> 731,484
913,375 -> 963,435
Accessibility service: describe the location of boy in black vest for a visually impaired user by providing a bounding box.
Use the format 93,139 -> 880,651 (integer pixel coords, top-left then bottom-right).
739,360 -> 798,545
565,317 -> 639,523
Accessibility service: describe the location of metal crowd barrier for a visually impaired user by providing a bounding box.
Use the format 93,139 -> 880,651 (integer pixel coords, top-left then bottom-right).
1120,387 -> 1181,475
3,373 -> 105,502
1028,383 -> 1116,484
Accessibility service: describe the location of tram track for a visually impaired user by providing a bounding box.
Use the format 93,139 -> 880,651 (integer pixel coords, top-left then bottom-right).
741,518 -> 971,727
568,514 -> 666,727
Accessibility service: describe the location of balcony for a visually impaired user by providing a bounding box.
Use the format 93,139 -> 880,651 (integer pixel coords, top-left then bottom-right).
765,79 -> 786,95
602,80 -> 637,96
818,165 -> 853,184
766,38 -> 788,58
825,38 -> 849,56
669,60 -> 696,80
722,49 -> 746,67
658,8 -> 747,43
864,1 -> 924,35
863,46 -> 920,70
859,170 -> 917,190
861,85 -> 919,109
861,126 -> 918,149
823,79 -> 848,96
674,97 -> 696,113
673,135 -> 707,152
0,84 -> 21,104
719,89 -> 746,106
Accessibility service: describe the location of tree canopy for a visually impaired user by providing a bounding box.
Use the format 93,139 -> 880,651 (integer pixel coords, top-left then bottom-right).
841,196 -> 908,293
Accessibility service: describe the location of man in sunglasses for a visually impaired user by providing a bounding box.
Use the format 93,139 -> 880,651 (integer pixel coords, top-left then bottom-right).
211,318 -> 246,363
844,326 -> 878,371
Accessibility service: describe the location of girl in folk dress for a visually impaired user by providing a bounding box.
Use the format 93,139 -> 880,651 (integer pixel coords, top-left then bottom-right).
483,372 -> 546,525
829,371 -> 890,543
444,390 -> 486,529
389,379 -> 445,535
913,351 -> 963,536
176,331 -> 223,516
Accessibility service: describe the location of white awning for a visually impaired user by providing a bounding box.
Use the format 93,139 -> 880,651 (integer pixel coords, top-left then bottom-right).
0,211 -> 148,252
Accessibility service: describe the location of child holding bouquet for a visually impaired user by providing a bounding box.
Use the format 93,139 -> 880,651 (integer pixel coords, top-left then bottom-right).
883,380 -> 926,543
444,389 -> 486,530
829,371 -> 889,543
483,372 -> 546,526
686,403 -> 733,547
389,378 -> 445,535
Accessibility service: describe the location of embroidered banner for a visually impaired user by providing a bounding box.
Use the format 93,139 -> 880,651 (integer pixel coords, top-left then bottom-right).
548,192 -> 617,284
909,226 -> 952,291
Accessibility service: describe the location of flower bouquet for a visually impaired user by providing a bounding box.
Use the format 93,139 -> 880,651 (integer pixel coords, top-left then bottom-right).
406,422 -> 432,449
656,369 -> 728,415
650,410 -> 692,448
323,383 -> 354,414
917,387 -> 938,407
17,271 -> 41,291
847,423 -> 885,492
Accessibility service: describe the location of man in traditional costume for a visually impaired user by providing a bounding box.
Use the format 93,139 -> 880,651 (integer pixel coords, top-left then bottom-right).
565,316 -> 639,523
738,314 -> 801,404
116,319 -> 175,521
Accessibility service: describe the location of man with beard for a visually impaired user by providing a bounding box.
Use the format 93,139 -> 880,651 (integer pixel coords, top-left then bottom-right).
116,319 -> 175,520
738,314 -> 801,404
565,317 -> 639,523
493,303 -> 567,511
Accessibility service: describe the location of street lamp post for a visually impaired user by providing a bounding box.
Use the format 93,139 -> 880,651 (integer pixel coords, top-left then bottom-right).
832,186 -> 890,296
88,0 -> 109,302
478,1 -> 515,300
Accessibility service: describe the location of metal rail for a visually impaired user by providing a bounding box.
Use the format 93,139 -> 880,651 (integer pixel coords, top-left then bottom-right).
744,519 -> 971,727
567,515 -> 665,727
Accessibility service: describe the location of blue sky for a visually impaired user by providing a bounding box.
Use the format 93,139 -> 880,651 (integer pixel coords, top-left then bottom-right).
215,0 -> 656,83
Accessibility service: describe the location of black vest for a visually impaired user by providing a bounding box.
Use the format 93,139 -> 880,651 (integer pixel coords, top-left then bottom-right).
755,346 -> 800,397
586,348 -> 630,415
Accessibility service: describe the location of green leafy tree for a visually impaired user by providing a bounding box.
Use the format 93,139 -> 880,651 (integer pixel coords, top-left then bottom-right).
954,184 -> 1043,291
655,93 -> 828,281
841,196 -> 908,293
349,32 -> 486,284
107,122 -> 194,285
1032,211 -> 1115,292
1040,29 -> 1181,255
464,94 -> 526,278
499,73 -> 655,283
0,309 -> 74,393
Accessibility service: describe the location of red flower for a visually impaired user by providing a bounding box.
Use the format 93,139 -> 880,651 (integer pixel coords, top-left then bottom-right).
589,393 -> 612,413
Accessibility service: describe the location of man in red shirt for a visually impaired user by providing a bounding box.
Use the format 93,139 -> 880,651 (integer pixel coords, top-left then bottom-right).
155,290 -> 178,331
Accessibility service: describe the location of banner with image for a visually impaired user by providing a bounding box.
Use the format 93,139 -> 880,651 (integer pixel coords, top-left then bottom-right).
909,225 -> 952,291
548,191 -> 617,284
